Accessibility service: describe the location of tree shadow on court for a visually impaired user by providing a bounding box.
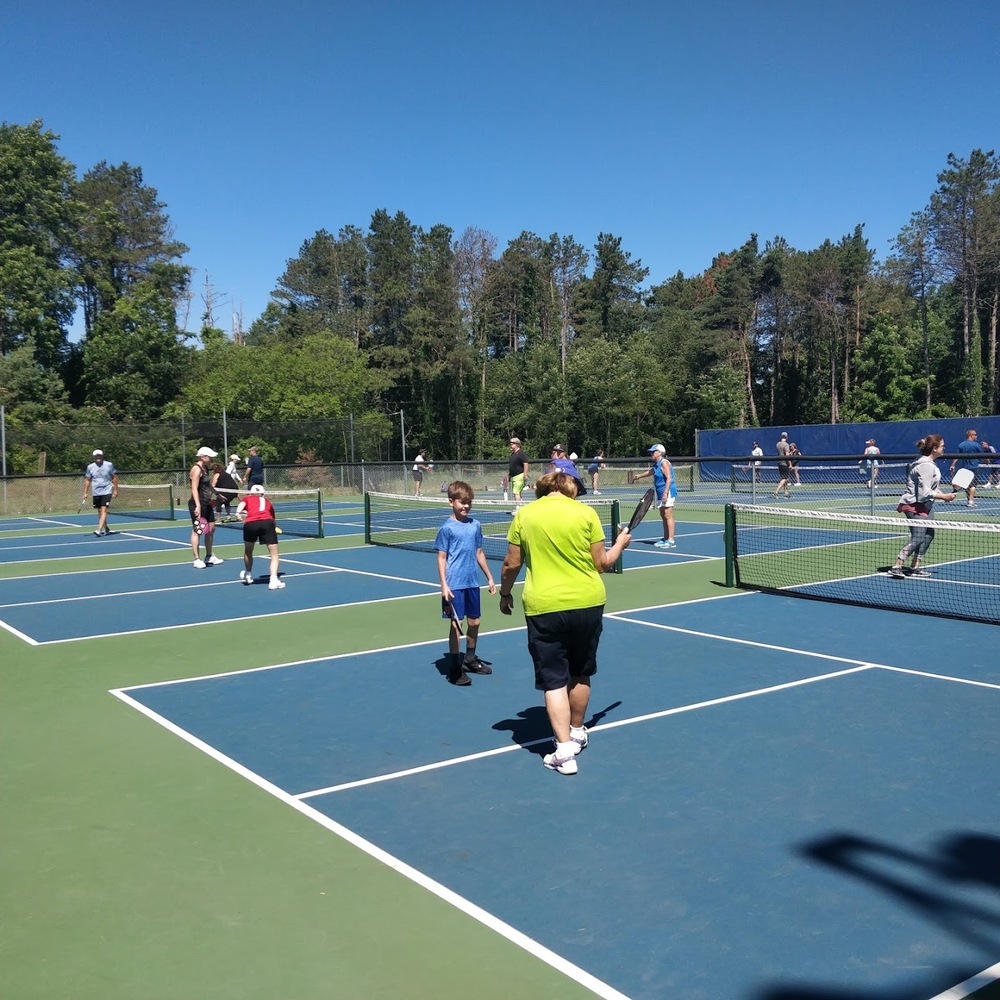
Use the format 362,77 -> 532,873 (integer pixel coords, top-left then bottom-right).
491,701 -> 622,758
750,830 -> 1000,999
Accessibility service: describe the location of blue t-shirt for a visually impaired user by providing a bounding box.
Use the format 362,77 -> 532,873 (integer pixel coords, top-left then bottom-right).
85,461 -> 117,496
652,458 -> 677,501
956,438 -> 981,470
434,516 -> 484,589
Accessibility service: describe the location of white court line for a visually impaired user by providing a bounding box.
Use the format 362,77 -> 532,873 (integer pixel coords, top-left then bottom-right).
107,687 -> 632,1000
0,567 -> 345,610
36,589 -> 445,646
929,961 -> 1000,999
295,664 -> 873,799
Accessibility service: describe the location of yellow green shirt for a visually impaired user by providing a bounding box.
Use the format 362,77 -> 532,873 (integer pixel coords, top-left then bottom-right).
506,493 -> 607,615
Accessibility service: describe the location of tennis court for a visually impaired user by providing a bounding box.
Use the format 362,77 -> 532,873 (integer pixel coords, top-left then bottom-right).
3,497 -> 1000,1000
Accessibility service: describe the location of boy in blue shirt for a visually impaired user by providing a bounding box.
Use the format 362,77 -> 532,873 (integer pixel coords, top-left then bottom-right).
435,481 -> 497,686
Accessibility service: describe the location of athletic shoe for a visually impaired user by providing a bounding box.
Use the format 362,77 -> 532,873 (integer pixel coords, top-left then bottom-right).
654,539 -> 670,548
193,558 -> 206,569
887,566 -> 905,579
93,530 -> 102,536
543,750 -> 578,775
909,568 -> 932,578
447,666 -> 471,686
665,540 -> 677,548
570,727 -> 589,753
268,579 -> 286,590
239,570 -> 252,585
968,501 -> 975,507
463,657 -> 492,675
206,554 -> 224,565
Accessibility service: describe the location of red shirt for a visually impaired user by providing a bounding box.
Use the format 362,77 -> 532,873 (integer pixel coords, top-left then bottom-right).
240,493 -> 276,523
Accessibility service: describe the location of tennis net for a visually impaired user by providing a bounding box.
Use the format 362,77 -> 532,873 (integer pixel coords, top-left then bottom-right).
116,483 -> 176,520
730,461 -> 909,494
365,491 -> 623,572
215,488 -> 324,538
725,503 -> 1000,625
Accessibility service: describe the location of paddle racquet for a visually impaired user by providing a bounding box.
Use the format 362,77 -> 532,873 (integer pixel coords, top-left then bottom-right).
625,488 -> 655,533
952,467 -> 974,490
78,496 -> 87,514
445,596 -> 464,635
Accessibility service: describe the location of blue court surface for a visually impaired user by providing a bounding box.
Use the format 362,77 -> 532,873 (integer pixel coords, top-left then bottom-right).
113,593 -> 1000,1000
0,515 -> 721,643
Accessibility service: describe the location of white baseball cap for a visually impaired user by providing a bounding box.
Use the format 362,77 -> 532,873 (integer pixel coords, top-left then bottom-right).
249,484 -> 266,495
648,444 -> 666,454
569,452 -> 578,461
229,453 -> 240,461
196,447 -> 218,459
92,449 -> 103,456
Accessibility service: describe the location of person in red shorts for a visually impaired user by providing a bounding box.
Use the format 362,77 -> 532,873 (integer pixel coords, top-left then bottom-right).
236,484 -> 285,590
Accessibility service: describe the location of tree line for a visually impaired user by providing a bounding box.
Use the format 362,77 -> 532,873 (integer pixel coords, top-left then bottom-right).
2,119 -> 999,473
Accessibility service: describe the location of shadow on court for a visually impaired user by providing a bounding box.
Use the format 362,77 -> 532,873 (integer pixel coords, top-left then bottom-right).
491,700 -> 624,758
751,831 -> 1000,1000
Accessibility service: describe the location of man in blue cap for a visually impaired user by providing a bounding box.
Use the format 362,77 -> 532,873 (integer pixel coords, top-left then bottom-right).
633,444 -> 676,547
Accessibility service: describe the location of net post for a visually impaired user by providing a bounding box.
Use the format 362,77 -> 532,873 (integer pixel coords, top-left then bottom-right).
316,489 -> 324,538
611,499 -> 623,575
167,484 -> 175,519
364,491 -> 371,544
724,503 -> 736,588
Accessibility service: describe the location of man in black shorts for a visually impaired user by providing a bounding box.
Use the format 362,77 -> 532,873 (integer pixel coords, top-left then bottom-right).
508,437 -> 530,505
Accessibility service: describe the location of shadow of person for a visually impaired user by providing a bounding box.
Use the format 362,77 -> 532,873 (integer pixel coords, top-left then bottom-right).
492,706 -> 551,756
492,701 -> 624,758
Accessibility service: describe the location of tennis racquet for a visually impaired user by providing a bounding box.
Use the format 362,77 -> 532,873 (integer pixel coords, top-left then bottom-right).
625,488 -> 655,532
78,496 -> 87,514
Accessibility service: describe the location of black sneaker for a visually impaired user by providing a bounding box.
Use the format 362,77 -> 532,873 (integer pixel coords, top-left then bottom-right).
448,667 -> 471,686
463,657 -> 492,675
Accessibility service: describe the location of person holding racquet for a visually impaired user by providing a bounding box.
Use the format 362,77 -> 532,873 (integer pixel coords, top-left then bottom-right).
632,444 -> 677,548
435,481 -> 496,685
82,449 -> 118,536
189,446 -> 224,570
412,448 -> 432,497
499,471 -> 632,775
888,434 -> 957,579
950,428 -> 981,507
236,484 -> 284,589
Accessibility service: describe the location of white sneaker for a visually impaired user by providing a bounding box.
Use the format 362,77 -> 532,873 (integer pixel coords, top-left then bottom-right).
543,750 -> 578,775
206,554 -> 224,565
239,570 -> 252,585
570,727 -> 589,754
268,579 -> 286,590
193,558 -> 206,569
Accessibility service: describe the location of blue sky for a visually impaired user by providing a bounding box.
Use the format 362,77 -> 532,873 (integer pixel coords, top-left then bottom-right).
4,0 -> 998,336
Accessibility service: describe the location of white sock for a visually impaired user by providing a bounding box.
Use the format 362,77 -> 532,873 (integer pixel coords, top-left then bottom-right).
555,740 -> 576,757
570,725 -> 586,738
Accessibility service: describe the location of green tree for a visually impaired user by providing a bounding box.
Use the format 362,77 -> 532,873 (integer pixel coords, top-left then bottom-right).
72,161 -> 190,337
927,149 -> 1000,413
0,120 -> 78,369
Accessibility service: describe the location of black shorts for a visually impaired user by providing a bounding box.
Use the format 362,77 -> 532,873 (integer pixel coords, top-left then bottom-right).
188,498 -> 216,522
778,462 -> 790,476
92,494 -> 112,509
243,519 -> 278,546
413,470 -> 424,483
525,606 -> 604,691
